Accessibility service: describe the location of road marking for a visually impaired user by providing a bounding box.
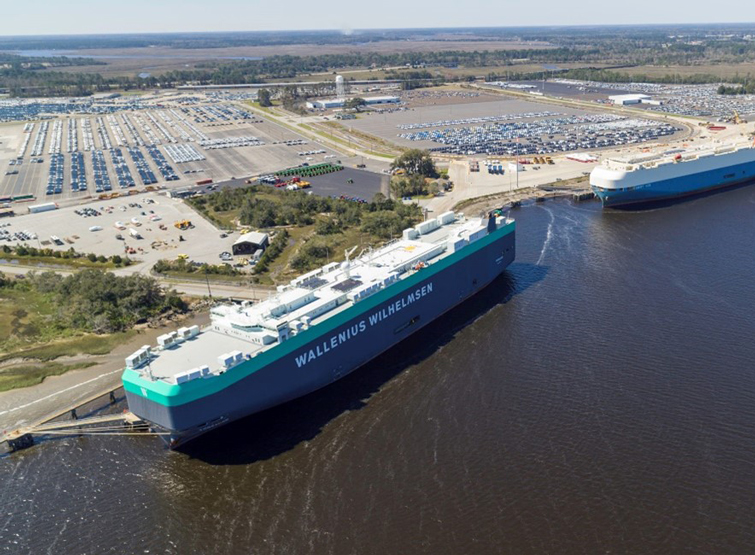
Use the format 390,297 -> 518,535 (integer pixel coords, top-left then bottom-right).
0,368 -> 122,417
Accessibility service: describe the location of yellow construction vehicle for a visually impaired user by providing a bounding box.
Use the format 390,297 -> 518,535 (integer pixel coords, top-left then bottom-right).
733,111 -> 744,125
174,220 -> 192,230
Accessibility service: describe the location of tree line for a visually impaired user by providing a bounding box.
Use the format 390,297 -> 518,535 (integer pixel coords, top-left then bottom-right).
1,269 -> 187,334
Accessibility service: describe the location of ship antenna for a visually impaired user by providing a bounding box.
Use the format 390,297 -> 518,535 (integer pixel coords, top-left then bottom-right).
343,245 -> 358,278
344,245 -> 358,264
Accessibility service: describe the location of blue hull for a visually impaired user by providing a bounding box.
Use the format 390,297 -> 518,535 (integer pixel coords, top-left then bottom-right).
125,223 -> 516,447
593,159 -> 755,207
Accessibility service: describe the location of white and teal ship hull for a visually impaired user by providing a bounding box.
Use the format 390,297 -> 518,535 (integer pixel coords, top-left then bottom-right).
590,145 -> 755,207
123,218 -> 515,448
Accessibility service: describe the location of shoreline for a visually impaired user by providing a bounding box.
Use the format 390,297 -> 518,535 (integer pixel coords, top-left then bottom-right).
0,184 -> 592,439
0,311 -> 209,435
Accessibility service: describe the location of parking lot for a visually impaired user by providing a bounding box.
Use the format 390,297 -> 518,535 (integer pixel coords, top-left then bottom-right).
549,79 -> 755,119
255,167 -> 387,201
0,96 -> 356,207
344,96 -> 681,155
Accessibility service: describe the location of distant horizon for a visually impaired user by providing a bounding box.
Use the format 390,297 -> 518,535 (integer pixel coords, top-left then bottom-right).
2,22 -> 755,40
3,0 -> 755,38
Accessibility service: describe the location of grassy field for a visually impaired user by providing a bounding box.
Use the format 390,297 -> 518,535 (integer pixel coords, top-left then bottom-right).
40,40 -> 555,77
619,63 -> 755,79
152,268 -> 246,284
316,121 -> 401,158
0,286 -> 136,362
263,225 -> 377,285
0,253 -> 117,269
0,361 -> 96,392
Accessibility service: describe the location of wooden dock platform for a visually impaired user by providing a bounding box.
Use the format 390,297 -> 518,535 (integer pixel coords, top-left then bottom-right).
1,386 -> 153,454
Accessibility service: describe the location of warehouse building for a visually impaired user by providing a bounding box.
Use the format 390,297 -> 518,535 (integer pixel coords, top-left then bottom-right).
608,94 -> 652,105
306,96 -> 400,110
232,232 -> 269,256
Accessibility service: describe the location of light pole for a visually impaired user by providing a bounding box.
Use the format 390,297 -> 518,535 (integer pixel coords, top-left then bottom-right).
204,267 -> 212,301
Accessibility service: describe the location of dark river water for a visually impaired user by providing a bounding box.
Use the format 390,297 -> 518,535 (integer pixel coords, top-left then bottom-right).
3,186 -> 755,554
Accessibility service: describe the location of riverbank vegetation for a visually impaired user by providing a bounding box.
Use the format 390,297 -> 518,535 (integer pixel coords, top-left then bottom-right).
0,269 -> 186,353
153,259 -> 242,280
0,269 -> 188,390
1,244 -> 133,268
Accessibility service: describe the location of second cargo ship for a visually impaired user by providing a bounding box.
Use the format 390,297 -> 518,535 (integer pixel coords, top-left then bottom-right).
122,210 -> 516,448
590,141 -> 755,207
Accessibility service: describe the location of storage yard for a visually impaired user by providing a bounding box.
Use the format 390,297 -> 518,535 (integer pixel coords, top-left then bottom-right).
0,192 -> 244,269
0,82 -> 749,273
344,96 -> 682,155
0,94 -> 354,206
543,79 -> 755,119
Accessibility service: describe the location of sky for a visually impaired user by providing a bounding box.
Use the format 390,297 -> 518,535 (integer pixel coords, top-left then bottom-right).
3,0 -> 755,36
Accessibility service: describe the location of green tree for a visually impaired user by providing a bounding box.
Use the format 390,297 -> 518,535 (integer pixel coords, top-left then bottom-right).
391,149 -> 438,178
258,88 -> 273,107
361,211 -> 406,240
315,217 -> 341,235
391,173 -> 430,198
344,97 -> 367,112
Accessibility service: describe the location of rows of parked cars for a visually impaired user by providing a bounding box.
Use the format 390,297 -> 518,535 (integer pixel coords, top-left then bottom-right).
74,207 -> 101,217
128,147 -> 158,185
164,144 -> 205,164
71,152 -> 87,191
400,114 -> 678,156
0,226 -> 36,242
92,150 -> 113,192
146,146 -> 179,181
46,154 -> 64,195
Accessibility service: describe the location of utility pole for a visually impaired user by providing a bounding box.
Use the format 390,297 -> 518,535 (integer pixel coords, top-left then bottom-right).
205,268 -> 212,301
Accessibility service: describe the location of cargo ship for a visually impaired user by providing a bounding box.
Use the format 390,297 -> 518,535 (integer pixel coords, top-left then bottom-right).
122,211 -> 516,448
590,141 -> 755,207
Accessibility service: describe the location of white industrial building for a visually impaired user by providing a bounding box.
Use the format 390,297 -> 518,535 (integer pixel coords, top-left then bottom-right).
306,95 -> 400,110
608,94 -> 652,105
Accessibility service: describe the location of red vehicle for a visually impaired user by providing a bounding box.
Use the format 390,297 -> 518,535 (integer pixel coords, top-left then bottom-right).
196,178 -> 213,186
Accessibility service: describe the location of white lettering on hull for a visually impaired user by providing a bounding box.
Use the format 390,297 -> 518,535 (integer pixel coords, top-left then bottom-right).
294,282 -> 433,368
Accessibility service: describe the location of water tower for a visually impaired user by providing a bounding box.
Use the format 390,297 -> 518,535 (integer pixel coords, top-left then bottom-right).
335,75 -> 345,99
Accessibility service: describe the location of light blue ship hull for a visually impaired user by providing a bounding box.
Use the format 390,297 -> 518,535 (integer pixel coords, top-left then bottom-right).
593,159 -> 755,207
